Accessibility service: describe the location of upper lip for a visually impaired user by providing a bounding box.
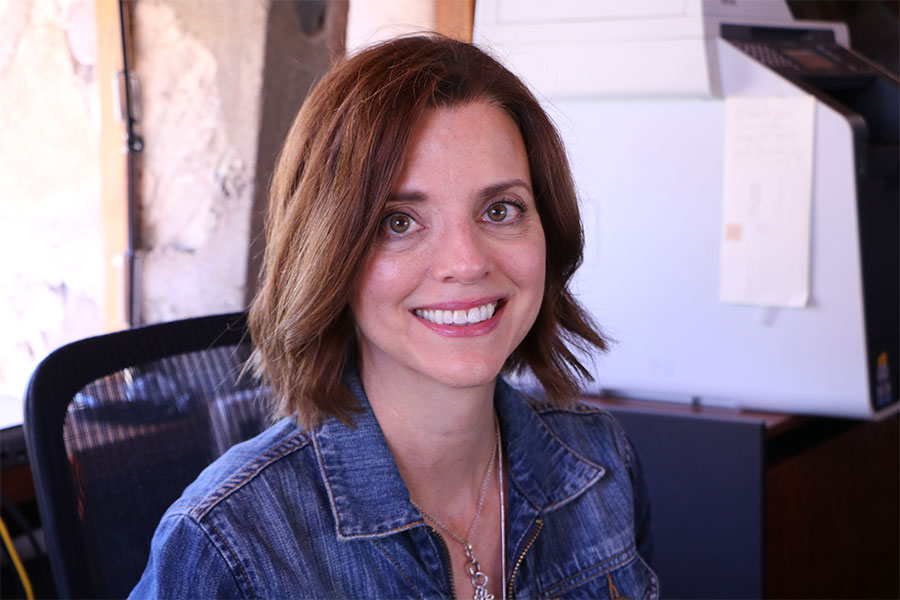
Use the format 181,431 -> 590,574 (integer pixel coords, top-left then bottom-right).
411,296 -> 505,311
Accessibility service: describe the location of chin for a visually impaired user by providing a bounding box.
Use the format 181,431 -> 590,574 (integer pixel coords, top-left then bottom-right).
427,359 -> 505,390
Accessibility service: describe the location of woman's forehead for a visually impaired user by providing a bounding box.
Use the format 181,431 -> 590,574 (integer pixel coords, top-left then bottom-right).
392,102 -> 531,197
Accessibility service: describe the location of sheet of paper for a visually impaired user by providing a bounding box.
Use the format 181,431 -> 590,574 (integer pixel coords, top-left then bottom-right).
719,95 -> 816,307
0,396 -> 24,430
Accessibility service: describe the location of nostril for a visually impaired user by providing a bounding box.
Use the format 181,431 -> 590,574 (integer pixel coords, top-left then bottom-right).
430,224 -> 493,283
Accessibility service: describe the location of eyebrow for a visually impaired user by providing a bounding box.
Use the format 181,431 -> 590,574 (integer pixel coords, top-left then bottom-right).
386,179 -> 533,205
478,179 -> 533,200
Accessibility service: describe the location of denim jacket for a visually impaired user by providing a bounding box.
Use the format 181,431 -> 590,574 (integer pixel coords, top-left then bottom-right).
131,374 -> 658,599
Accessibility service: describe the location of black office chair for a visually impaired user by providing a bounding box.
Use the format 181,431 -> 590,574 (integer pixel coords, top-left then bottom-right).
23,312 -> 270,598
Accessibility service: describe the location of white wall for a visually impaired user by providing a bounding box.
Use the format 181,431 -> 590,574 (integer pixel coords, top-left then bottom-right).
346,0 -> 435,52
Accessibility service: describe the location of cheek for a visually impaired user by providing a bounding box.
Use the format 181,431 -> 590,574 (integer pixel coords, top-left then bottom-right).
509,233 -> 547,299
351,253 -> 413,317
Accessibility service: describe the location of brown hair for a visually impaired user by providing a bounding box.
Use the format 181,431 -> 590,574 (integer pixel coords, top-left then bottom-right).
249,34 -> 607,427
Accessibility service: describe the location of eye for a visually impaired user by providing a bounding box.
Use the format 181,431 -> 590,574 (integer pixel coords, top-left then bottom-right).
388,214 -> 411,233
487,203 -> 508,222
380,212 -> 420,237
484,201 -> 524,224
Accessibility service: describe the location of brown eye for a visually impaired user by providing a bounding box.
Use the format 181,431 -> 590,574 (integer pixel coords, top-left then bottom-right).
388,214 -> 411,233
487,203 -> 508,222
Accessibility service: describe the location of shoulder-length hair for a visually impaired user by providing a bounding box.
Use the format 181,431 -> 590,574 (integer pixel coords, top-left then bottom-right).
249,34 -> 607,427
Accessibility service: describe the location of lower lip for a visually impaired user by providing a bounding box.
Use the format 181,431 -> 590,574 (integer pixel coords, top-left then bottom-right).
413,305 -> 503,338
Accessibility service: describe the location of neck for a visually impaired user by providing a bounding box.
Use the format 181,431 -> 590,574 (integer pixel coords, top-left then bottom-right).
358,361 -> 507,599
359,362 -> 499,514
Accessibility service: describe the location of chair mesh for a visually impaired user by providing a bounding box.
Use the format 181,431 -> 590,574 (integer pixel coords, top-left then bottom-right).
60,342 -> 270,598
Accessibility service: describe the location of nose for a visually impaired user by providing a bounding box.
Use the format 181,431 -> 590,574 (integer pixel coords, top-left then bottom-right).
430,220 -> 491,284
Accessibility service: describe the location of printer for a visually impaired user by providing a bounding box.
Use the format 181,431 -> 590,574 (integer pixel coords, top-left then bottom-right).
475,0 -> 898,418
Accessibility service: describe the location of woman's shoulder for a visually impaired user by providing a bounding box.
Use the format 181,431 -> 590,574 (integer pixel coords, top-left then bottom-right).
512,381 -> 618,427
166,417 -> 314,522
133,418 -> 321,598
516,389 -> 637,468
528,397 -> 613,419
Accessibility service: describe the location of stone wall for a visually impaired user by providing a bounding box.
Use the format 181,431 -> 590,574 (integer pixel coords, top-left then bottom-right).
0,0 -> 346,414
134,0 -> 346,323
133,0 -> 267,324
0,0 -> 103,410
0,0 -> 448,412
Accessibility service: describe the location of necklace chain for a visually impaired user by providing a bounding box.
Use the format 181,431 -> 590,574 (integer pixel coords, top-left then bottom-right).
412,423 -> 501,600
498,426 -> 506,600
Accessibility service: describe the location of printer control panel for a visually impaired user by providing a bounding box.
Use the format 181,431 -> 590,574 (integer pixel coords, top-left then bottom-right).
721,24 -> 880,78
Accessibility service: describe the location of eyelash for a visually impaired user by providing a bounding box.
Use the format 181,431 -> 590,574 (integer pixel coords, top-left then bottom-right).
484,199 -> 527,224
378,198 -> 528,238
379,211 -> 420,238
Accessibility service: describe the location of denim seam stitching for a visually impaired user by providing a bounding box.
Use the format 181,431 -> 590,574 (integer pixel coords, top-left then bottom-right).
534,413 -> 607,511
540,544 -> 637,597
373,540 -> 425,599
635,552 -> 660,599
192,432 -> 310,520
531,404 -> 611,474
620,426 -> 635,466
313,429 -> 424,539
203,517 -> 258,599
542,471 -> 604,512
531,402 -> 610,416
508,405 -> 607,511
312,429 -> 348,537
509,471 -> 540,508
337,521 -> 427,540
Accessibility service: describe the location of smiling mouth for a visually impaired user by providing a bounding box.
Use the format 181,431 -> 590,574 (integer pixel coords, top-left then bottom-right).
413,301 -> 501,326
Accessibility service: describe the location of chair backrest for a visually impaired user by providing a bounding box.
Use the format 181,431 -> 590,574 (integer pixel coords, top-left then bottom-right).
23,312 -> 271,598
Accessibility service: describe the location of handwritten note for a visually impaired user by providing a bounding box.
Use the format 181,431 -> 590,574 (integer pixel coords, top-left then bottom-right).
719,96 -> 816,307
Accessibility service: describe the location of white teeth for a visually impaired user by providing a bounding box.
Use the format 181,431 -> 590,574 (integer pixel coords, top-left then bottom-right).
415,302 -> 498,326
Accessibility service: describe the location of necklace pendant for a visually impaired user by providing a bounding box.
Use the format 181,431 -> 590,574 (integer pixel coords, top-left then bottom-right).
468,559 -> 493,600
473,585 -> 494,600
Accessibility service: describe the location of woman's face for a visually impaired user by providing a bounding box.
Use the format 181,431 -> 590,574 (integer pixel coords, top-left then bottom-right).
351,102 -> 546,392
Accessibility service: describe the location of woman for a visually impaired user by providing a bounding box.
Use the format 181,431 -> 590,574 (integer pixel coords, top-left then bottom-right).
132,35 -> 657,599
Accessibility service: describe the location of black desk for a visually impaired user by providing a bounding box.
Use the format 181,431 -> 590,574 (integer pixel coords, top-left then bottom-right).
585,396 -> 899,599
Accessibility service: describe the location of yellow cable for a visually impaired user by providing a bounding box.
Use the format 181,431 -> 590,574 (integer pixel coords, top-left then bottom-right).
0,515 -> 34,600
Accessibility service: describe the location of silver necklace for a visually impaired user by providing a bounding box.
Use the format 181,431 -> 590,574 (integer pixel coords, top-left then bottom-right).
413,425 -> 500,600
498,424 -> 506,600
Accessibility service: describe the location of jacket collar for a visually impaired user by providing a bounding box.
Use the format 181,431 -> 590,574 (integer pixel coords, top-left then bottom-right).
312,371 -> 604,540
494,378 -> 606,511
